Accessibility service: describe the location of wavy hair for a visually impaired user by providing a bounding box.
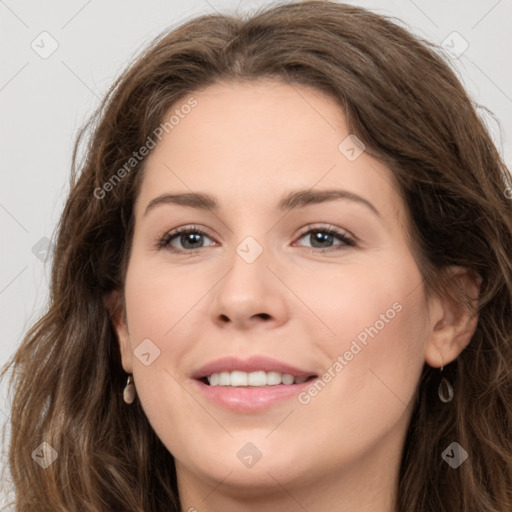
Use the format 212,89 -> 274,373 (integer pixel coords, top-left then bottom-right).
2,1 -> 512,510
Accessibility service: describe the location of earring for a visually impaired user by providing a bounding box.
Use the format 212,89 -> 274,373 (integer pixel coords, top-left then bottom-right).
123,374 -> 136,404
438,366 -> 454,403
437,348 -> 454,403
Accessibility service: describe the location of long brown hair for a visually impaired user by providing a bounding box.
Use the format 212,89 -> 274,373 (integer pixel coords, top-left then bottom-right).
2,1 -> 512,510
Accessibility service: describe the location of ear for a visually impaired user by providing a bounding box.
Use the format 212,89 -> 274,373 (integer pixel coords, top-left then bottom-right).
424,266 -> 482,368
104,289 -> 133,374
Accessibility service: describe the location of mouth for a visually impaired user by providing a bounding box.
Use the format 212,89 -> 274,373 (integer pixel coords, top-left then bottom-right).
192,355 -> 318,387
190,355 -> 318,412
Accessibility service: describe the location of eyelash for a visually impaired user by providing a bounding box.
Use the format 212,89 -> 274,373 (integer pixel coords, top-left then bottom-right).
156,224 -> 356,254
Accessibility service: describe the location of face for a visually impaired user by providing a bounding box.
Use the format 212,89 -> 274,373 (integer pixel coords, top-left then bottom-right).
114,80 -> 439,495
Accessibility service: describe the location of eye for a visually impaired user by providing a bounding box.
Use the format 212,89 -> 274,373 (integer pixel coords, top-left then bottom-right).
156,224 -> 356,254
156,225 -> 216,253
294,225 -> 356,252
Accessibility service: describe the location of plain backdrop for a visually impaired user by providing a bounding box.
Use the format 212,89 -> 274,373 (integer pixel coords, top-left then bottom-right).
1,0 -> 511,504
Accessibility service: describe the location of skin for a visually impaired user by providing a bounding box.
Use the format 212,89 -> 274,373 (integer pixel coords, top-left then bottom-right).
111,80 -> 480,512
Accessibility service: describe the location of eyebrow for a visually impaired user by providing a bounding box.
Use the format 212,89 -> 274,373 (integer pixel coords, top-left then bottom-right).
144,188 -> 380,217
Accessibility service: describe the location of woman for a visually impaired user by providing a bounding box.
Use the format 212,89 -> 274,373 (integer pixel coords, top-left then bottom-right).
2,1 -> 511,510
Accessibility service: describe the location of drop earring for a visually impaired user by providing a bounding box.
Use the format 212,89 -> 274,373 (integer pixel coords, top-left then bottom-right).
437,352 -> 454,403
123,374 -> 136,404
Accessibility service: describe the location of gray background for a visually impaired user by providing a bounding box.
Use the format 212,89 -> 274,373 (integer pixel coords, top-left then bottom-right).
1,0 -> 511,504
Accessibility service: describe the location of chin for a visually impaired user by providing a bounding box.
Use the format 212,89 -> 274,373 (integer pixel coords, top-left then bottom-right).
182,442 -> 306,489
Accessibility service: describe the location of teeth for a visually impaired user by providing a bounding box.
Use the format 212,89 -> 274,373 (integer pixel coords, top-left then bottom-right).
219,372 -> 230,385
281,373 -> 294,385
248,371 -> 267,386
230,371 -> 248,386
206,370 -> 310,387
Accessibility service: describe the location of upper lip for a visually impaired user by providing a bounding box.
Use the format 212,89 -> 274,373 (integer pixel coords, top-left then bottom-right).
191,356 -> 317,380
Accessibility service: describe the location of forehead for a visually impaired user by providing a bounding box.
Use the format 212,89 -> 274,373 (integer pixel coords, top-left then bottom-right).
136,79 -> 407,228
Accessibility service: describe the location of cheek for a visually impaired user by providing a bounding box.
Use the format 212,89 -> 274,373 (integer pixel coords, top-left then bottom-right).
298,251 -> 427,355
123,252 -> 209,345
297,257 -> 429,441
121,261 -> 206,452
121,255 -> 193,386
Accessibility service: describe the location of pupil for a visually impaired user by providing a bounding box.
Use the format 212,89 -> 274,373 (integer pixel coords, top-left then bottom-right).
182,233 -> 202,249
312,231 -> 332,248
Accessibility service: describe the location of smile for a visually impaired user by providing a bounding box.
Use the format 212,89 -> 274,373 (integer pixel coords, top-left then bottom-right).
191,355 -> 319,412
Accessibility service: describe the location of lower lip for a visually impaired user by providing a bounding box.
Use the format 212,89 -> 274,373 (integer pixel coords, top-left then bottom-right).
191,378 -> 314,412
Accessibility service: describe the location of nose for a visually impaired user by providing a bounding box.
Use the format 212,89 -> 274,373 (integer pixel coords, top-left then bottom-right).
210,241 -> 289,330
